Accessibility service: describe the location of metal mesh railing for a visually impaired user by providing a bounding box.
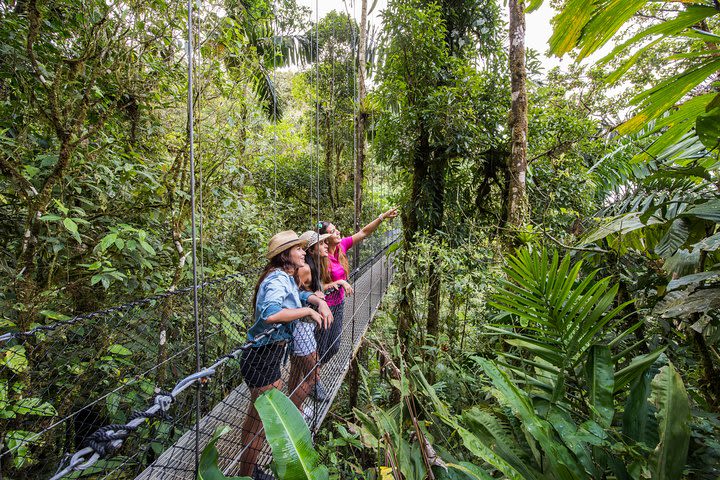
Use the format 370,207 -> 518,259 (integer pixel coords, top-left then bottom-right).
0,234 -> 397,479
137,236 -> 397,479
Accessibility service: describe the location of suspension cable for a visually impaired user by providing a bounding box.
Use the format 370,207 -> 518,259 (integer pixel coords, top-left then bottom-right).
48,324 -> 283,480
185,0 -> 203,470
272,2 -> 278,230
314,0 -> 320,230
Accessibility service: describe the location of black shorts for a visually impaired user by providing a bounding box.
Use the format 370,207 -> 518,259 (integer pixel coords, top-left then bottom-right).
315,301 -> 344,363
240,343 -> 287,389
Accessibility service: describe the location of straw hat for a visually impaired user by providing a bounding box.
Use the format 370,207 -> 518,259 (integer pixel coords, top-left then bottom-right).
299,230 -> 331,249
266,231 -> 307,259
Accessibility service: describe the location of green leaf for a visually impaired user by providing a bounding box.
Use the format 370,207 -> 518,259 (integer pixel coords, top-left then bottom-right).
63,217 -> 78,233
453,424 -> 525,480
107,392 -> 120,417
108,344 -> 132,356
649,363 -> 690,480
63,218 -> 81,243
446,463 -> 494,480
654,219 -> 689,258
99,233 -> 118,252
653,288 -> 720,318
12,397 -> 57,416
599,6 -> 717,66
584,345 -> 614,429
623,363 -> 660,447
525,0 -> 543,13
620,57 -> 720,135
615,348 -> 666,393
5,430 -> 38,469
582,213 -> 663,245
667,271 -> 720,291
680,199 -> 720,222
575,0 -> 649,61
691,232 -> 720,252
139,240 -> 156,255
462,407 -> 540,480
197,426 -> 250,480
476,358 -> 585,479
254,388 -> 329,480
632,94 -> 716,164
39,310 -> 71,321
3,346 -> 29,374
546,409 -> 596,477
548,0 -> 594,57
39,214 -> 62,222
54,199 -> 69,215
0,379 -> 12,417
696,106 -> 720,151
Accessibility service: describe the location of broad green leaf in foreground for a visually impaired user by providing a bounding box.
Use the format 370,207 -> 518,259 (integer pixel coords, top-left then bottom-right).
197,426 -> 250,480
649,363 -> 690,480
255,388 -> 329,480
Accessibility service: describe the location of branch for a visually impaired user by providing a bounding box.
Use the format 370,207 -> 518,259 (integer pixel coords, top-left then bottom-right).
0,156 -> 37,198
540,227 -> 609,254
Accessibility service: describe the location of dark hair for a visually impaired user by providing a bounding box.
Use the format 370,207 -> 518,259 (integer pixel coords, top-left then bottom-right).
318,221 -> 349,280
302,253 -> 322,292
252,249 -> 295,311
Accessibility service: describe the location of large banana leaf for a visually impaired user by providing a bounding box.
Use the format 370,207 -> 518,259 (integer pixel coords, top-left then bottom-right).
584,345 -> 614,429
254,389 -> 329,480
648,363 -> 690,480
198,426 -> 250,480
623,362 -> 660,447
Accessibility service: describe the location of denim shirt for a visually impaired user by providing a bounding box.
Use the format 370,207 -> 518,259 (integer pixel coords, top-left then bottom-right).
247,269 -> 313,347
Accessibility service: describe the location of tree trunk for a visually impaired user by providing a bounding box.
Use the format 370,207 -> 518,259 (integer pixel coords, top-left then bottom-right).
425,154 -> 446,343
347,344 -> 365,410
353,0 -> 368,269
505,0 -> 528,231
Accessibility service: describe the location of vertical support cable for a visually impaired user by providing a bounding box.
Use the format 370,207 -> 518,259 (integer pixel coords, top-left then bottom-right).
272,3 -> 278,230
315,0 -> 320,230
187,0 -> 202,471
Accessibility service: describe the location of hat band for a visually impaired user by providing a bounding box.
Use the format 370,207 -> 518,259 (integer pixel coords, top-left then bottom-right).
269,238 -> 302,257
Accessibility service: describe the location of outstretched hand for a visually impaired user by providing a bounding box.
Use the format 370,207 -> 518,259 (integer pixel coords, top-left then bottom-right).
381,207 -> 399,220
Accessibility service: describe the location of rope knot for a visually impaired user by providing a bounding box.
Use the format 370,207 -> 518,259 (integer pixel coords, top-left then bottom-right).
83,424 -> 132,458
153,390 -> 174,420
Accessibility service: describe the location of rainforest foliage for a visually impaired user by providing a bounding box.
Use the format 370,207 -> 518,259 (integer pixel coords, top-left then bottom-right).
0,0 -> 719,478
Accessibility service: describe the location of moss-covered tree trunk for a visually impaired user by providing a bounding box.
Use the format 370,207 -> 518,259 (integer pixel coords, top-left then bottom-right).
505,0 -> 528,232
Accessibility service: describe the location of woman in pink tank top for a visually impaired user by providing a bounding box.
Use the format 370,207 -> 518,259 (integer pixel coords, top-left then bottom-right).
314,207 -> 399,371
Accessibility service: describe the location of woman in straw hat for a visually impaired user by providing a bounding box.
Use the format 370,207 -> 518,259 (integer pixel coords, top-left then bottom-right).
288,230 -> 332,409
238,230 -> 333,478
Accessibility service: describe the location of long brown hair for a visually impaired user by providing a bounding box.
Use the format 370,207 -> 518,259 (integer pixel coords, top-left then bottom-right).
318,221 -> 349,280
309,244 -> 331,286
252,249 -> 295,311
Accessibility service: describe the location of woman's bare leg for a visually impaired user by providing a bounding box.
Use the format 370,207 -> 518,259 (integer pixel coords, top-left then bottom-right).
288,352 -> 319,409
238,380 -> 282,477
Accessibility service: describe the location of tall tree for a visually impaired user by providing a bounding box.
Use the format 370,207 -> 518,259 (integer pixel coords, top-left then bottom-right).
376,0 -> 503,350
353,0 -> 368,269
505,0 -> 529,233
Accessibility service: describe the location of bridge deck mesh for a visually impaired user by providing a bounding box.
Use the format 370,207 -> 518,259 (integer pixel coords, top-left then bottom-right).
134,249 -> 395,479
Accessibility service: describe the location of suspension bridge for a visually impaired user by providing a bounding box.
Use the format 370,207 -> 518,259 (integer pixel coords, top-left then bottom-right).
0,0 -> 394,476
0,232 -> 398,479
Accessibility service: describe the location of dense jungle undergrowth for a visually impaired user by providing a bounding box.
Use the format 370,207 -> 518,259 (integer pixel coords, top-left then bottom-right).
1,0 -> 720,478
